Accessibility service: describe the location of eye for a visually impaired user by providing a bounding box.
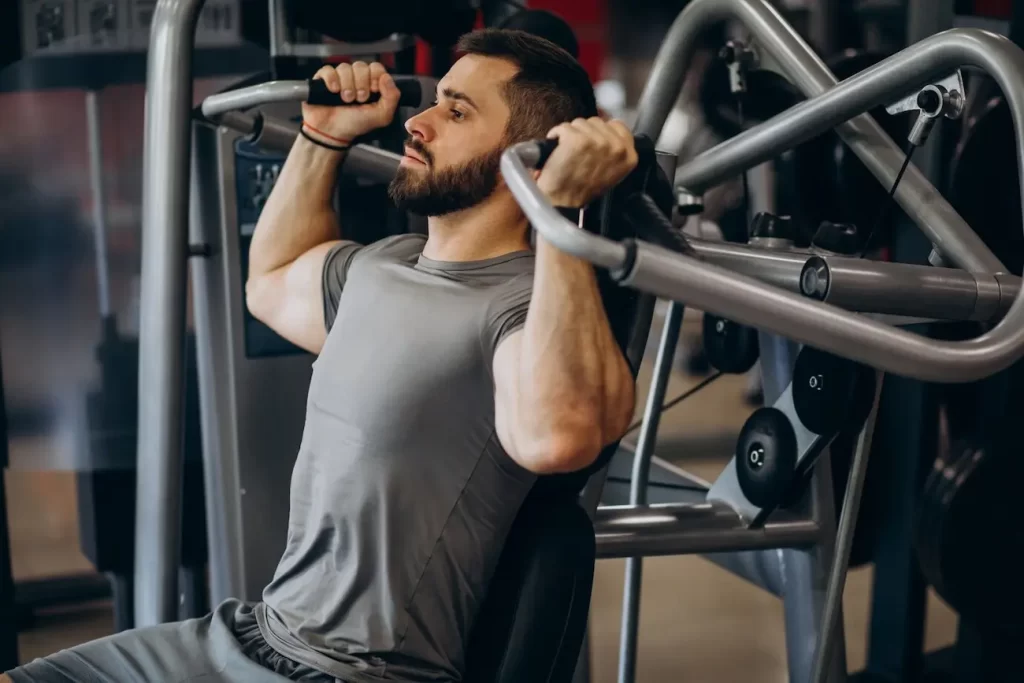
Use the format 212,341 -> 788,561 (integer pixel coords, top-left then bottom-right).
450,109 -> 465,121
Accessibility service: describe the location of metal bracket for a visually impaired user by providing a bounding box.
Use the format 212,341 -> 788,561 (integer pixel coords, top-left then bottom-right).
707,382 -> 831,526
719,40 -> 759,94
886,70 -> 966,118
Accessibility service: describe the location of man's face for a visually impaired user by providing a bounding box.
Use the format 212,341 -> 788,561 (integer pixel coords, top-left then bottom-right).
388,54 -> 516,216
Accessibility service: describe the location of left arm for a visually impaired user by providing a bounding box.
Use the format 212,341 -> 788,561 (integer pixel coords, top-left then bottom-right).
494,118 -> 639,474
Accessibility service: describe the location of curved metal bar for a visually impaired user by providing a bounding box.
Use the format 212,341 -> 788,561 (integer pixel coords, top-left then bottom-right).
503,27 -> 1024,383
634,0 -> 1003,274
201,81 -> 309,118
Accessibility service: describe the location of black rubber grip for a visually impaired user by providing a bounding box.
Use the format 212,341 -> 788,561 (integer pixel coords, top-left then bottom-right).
306,77 -> 422,108
533,134 -> 650,170
534,139 -> 559,168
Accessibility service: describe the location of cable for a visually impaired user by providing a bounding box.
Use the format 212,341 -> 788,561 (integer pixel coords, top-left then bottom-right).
623,371 -> 725,436
858,141 -> 917,257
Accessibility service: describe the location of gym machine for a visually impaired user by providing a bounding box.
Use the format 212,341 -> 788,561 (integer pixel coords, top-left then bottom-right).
499,3 -> 1024,683
134,1 -> 1024,682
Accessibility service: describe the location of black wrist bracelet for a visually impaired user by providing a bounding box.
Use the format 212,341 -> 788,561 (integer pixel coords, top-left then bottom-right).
299,126 -> 350,152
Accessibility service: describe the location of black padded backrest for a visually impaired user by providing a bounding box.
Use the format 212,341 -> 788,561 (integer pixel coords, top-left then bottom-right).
463,493 -> 595,683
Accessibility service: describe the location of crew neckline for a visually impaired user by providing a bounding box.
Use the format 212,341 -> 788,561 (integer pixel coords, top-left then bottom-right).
416,249 -> 533,271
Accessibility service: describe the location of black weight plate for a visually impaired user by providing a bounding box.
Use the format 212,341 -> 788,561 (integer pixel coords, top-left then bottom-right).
915,443 -> 963,603
935,446 -> 1024,628
702,314 -> 759,374
948,96 -> 1024,276
735,407 -> 798,509
792,346 -> 858,436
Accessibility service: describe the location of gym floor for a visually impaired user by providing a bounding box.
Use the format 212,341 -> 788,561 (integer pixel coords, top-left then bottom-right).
6,309 -> 958,681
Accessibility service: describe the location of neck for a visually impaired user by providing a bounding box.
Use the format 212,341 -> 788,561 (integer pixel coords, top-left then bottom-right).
421,192 -> 532,262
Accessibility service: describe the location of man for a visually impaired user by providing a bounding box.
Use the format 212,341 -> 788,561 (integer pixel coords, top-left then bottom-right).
5,29 -> 636,683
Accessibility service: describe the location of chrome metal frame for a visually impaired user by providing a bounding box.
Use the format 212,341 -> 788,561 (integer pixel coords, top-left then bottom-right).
502,24 -> 1024,384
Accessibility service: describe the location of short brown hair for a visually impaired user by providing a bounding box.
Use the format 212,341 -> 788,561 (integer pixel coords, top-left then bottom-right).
456,28 -> 598,143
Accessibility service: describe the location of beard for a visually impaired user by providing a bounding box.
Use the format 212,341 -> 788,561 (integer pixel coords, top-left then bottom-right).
388,138 -> 504,217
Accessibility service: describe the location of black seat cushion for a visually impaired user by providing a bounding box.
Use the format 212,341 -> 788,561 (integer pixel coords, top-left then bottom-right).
464,493 -> 595,683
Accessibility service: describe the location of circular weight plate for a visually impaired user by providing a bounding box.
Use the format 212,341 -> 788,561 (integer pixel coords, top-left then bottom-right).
735,407 -> 799,509
948,97 -> 1023,276
703,314 -> 759,374
933,444 -> 1024,629
914,442 -> 964,603
792,346 -> 858,435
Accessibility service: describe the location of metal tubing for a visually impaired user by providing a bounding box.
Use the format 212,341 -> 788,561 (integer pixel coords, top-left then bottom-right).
342,146 -> 402,184
782,453 -> 846,683
201,81 -> 308,118
618,303 -> 685,683
594,503 -> 821,558
633,0 -> 1001,274
613,237 -> 1024,383
85,91 -> 112,318
811,373 -> 885,683
503,143 -> 630,271
210,112 -> 401,183
804,256 -> 1019,321
135,0 -> 207,627
255,114 -> 301,154
689,237 -> 809,290
674,26 -> 1020,279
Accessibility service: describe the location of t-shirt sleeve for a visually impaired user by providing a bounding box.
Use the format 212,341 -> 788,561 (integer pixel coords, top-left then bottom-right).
481,273 -> 534,374
322,241 -> 364,333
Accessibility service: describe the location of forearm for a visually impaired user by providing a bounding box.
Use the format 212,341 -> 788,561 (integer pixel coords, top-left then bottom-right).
516,237 -> 635,452
248,136 -> 346,278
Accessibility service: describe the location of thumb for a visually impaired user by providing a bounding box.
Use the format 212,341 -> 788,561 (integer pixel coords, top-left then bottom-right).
379,73 -> 401,105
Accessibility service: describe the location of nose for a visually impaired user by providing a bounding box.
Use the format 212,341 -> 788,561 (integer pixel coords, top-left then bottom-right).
404,109 -> 435,143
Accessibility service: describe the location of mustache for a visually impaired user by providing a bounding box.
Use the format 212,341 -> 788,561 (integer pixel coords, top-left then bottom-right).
404,137 -> 434,166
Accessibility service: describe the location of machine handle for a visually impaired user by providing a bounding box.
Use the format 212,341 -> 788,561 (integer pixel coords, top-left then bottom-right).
305,76 -> 423,109
201,77 -> 429,119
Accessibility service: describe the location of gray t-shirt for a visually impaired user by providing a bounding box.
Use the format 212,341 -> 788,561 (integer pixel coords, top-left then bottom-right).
257,234 -> 538,683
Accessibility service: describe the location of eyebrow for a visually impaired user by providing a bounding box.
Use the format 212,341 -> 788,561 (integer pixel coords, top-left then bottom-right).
438,87 -> 480,111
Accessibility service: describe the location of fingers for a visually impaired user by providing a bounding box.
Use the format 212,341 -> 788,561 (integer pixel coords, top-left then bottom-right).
378,71 -> 401,106
313,65 -> 341,93
336,64 -> 355,103
369,62 -> 386,93
352,62 -> 371,102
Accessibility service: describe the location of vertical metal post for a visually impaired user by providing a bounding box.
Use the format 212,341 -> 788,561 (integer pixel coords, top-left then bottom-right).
135,0 -> 207,627
85,91 -> 111,320
782,453 -> 846,683
617,302 -> 685,683
812,375 -> 885,683
267,0 -> 292,59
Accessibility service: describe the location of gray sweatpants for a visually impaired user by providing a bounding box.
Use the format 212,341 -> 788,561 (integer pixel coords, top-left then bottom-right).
6,600 -> 342,683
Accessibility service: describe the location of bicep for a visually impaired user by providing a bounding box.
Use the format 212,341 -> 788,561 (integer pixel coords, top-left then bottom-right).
245,241 -> 341,355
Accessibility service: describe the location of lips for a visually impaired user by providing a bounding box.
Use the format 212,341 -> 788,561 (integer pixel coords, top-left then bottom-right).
403,148 -> 427,165
403,147 -> 428,166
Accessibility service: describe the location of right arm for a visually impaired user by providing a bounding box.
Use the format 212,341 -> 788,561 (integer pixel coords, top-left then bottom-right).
245,61 -> 401,354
